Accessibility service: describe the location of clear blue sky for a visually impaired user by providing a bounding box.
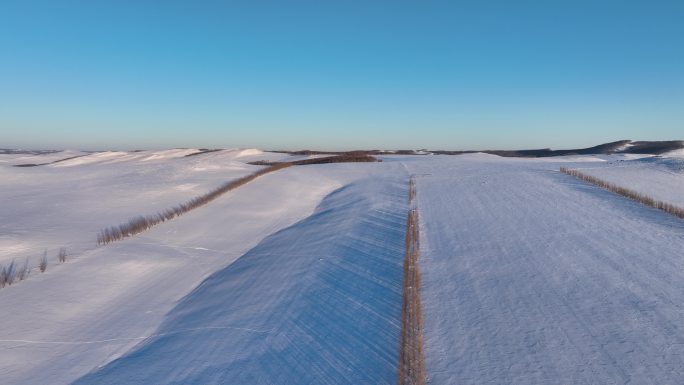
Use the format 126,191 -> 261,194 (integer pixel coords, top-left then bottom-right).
1,1 -> 682,150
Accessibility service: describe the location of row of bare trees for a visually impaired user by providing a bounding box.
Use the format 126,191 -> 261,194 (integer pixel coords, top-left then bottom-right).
560,167 -> 684,219
97,163 -> 292,245
0,248 -> 67,289
398,177 -> 425,385
249,153 -> 379,166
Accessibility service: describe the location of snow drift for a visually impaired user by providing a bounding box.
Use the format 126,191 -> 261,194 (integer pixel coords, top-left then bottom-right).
74,176 -> 408,385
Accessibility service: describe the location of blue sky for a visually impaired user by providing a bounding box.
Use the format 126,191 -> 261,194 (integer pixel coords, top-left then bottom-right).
1,1 -> 682,150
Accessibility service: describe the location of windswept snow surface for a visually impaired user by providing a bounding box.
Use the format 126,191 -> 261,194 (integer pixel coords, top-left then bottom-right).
0,154 -> 408,385
0,150 -> 89,166
0,148 -> 309,264
4,151 -> 684,384
74,174 -> 408,385
405,154 -> 684,384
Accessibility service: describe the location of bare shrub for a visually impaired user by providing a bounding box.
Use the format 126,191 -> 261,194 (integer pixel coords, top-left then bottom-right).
560,167 -> 684,220
58,247 -> 67,263
97,163 -> 292,245
1,260 -> 17,287
0,257 -> 31,289
16,258 -> 30,281
40,250 -> 48,273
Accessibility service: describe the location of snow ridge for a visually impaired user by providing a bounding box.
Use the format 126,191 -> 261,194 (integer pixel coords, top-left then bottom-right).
74,175 -> 409,385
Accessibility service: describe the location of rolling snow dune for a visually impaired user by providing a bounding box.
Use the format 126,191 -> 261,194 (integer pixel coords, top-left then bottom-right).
0,149 -> 306,265
0,150 -> 88,166
0,161 -> 400,385
74,175 -> 408,385
407,155 -> 684,384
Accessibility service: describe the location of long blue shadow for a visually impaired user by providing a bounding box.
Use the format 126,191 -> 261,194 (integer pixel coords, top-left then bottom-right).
73,175 -> 408,385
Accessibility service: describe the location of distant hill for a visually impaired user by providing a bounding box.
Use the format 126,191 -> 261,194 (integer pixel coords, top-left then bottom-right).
478,140 -> 684,158
430,140 -> 684,157
0,149 -> 60,155
4,140 -> 682,159
275,140 -> 684,158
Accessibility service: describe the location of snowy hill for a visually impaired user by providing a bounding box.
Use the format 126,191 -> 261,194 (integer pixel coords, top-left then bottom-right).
2,148 -> 684,384
75,175 -> 408,385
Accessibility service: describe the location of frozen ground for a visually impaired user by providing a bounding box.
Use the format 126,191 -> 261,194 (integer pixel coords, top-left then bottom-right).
2,150 -> 684,384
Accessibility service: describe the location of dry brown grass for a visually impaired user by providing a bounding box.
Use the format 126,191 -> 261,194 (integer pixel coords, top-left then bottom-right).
16,258 -> 30,281
39,250 -> 48,273
560,167 -> 684,219
398,177 -> 425,385
0,260 -> 15,288
0,248 -> 69,290
97,163 -> 291,245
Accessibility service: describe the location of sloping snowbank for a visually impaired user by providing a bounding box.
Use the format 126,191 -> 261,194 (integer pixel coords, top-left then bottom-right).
663,148 -> 684,157
0,161 -> 404,385
74,174 -> 408,384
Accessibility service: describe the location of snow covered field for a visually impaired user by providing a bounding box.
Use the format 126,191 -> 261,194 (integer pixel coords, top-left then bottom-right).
2,149 -> 684,384
0,148 -> 305,265
405,154 -> 684,384
574,155 -> 684,209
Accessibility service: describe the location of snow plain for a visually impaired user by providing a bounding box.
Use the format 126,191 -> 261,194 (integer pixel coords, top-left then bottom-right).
405,154 -> 684,384
2,150 -> 684,384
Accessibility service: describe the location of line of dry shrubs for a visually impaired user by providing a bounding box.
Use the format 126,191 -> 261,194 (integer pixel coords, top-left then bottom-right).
398,177 -> 425,385
14,154 -> 88,167
408,176 -> 416,203
249,154 -> 379,166
560,167 -> 684,219
0,248 -> 67,289
184,149 -> 222,157
97,163 -> 291,245
289,154 -> 379,165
